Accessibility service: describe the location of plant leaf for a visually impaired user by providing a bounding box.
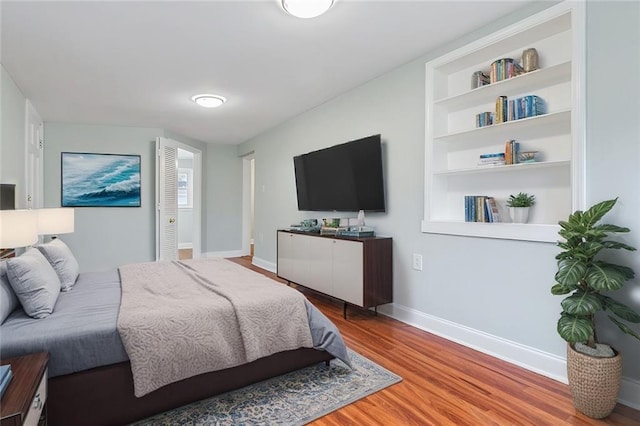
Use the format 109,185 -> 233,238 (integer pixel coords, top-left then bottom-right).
582,199 -> 616,228
594,224 -> 631,234
581,241 -> 604,258
603,297 -> 640,323
608,316 -> 640,341
601,262 -> 636,280
551,283 -> 576,295
558,314 -> 594,343
601,240 -> 637,251
561,292 -> 603,315
555,259 -> 587,286
585,264 -> 627,291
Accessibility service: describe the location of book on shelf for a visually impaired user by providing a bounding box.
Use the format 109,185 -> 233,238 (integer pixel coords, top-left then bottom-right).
481,95 -> 546,128
464,195 -> 501,223
0,364 -> 13,399
489,58 -> 524,83
504,140 -> 520,165
478,152 -> 506,167
485,197 -> 501,223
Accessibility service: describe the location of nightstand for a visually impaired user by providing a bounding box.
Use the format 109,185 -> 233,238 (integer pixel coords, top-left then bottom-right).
0,352 -> 49,426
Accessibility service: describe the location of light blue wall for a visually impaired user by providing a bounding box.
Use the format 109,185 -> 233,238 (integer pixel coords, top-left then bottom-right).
1,65 -> 27,207
43,123 -> 161,272
584,0 -> 640,381
239,0 -> 640,386
205,144 -> 243,253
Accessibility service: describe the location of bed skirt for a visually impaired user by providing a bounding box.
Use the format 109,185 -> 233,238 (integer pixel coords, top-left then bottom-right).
48,348 -> 334,426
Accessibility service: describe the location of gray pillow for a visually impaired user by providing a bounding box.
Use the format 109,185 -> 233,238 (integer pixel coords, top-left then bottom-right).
6,248 -> 61,319
36,238 -> 80,291
0,261 -> 20,324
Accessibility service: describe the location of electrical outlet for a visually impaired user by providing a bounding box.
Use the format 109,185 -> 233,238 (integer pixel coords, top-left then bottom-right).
412,253 -> 423,271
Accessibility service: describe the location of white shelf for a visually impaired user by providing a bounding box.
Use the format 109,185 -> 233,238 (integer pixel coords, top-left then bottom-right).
421,221 -> 561,243
433,109 -> 571,144
434,61 -> 572,111
434,160 -> 570,176
423,2 -> 584,242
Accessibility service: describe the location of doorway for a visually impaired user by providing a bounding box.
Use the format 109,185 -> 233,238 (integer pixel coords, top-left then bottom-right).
177,148 -> 194,260
242,154 -> 255,260
156,137 -> 202,261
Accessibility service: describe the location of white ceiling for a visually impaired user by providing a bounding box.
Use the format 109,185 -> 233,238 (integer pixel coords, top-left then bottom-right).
1,0 -> 534,145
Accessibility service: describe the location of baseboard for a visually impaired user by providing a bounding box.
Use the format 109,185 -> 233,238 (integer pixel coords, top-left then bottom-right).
202,250 -> 248,258
377,303 -> 640,410
178,243 -> 193,250
251,256 -> 276,273
619,377 -> 640,410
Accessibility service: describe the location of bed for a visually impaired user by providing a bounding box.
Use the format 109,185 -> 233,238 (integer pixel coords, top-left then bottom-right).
0,247 -> 349,426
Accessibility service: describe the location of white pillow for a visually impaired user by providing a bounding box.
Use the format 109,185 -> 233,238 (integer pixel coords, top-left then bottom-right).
36,238 -> 80,291
6,248 -> 61,319
0,261 -> 20,324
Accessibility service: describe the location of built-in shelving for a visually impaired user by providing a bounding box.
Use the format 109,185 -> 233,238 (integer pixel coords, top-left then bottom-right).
423,2 -> 584,242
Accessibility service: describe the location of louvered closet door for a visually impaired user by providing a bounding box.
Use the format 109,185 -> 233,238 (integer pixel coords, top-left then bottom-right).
156,137 -> 178,261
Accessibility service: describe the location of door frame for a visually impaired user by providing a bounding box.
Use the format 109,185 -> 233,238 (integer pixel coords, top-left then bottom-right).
25,100 -> 44,209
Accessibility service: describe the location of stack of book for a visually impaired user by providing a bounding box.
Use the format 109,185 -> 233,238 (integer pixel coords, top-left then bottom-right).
464,195 -> 501,223
0,364 -> 13,399
504,140 -> 520,165
478,153 -> 505,167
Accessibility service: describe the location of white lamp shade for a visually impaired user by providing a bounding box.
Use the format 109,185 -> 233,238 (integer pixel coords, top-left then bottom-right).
0,210 -> 38,248
281,0 -> 334,18
37,208 -> 75,235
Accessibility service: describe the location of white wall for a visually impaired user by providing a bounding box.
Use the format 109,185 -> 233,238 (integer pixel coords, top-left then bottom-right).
239,0 -> 640,398
0,65 -> 27,207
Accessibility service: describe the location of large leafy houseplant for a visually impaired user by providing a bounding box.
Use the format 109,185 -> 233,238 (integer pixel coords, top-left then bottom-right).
552,198 -> 640,349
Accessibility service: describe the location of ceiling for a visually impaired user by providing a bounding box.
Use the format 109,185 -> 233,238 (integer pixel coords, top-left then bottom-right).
1,1 -> 534,145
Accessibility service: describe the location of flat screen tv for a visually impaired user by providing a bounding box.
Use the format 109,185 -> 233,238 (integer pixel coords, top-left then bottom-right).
293,134 -> 385,212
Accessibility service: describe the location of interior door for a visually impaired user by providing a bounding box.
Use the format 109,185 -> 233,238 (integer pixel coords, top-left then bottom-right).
156,137 -> 178,261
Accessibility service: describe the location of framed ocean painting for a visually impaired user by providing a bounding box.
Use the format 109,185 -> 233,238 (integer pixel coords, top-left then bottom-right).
61,152 -> 141,207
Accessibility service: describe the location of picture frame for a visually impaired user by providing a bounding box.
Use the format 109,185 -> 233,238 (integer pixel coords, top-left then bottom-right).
61,152 -> 141,207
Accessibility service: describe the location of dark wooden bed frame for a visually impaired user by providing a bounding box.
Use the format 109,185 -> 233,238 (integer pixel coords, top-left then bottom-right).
48,347 -> 333,425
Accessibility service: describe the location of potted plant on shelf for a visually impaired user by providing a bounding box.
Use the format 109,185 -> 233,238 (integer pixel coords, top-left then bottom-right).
551,198 -> 640,418
506,192 -> 535,223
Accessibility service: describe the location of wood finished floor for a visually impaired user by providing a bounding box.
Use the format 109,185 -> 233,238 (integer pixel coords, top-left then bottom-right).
228,256 -> 640,426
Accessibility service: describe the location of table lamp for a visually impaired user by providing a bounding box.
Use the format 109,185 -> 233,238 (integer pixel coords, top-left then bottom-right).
36,208 -> 75,239
0,210 -> 38,257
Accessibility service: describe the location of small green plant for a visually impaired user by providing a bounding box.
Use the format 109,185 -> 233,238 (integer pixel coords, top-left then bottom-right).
506,192 -> 535,207
552,198 -> 640,347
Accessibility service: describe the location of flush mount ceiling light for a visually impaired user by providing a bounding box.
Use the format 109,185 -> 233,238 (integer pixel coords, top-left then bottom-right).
281,0 -> 334,19
191,94 -> 226,108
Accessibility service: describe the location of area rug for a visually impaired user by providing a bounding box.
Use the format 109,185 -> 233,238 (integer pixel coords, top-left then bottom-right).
132,349 -> 401,425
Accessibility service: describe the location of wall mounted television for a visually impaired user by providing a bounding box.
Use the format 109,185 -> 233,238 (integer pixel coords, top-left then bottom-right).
293,134 -> 386,212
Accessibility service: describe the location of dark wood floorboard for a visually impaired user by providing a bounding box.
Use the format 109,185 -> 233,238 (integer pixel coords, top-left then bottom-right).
228,256 -> 640,425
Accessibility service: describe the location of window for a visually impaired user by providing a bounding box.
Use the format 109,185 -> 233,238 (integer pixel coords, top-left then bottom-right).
177,168 -> 193,208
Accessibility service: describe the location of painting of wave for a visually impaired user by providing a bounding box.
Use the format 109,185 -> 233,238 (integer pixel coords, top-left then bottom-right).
62,153 -> 141,207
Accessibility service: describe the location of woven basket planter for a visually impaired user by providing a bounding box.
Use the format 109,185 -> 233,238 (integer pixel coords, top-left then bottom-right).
566,343 -> 622,419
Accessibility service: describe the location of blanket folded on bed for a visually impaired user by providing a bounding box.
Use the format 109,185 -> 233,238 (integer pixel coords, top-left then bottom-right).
117,258 -> 313,397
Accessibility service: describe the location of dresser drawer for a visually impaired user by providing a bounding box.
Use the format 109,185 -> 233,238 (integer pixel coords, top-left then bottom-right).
23,368 -> 47,426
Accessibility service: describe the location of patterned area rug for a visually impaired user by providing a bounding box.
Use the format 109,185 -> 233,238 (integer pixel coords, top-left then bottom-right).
132,349 -> 401,425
